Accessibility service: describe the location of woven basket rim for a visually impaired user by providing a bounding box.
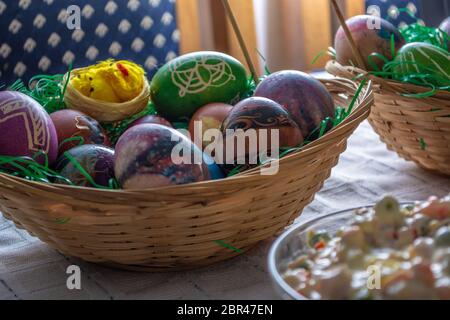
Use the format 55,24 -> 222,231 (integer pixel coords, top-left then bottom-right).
0,77 -> 373,195
325,60 -> 450,101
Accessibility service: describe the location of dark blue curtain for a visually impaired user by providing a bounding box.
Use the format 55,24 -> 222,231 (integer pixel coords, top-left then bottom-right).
0,0 -> 180,86
366,0 -> 450,27
366,0 -> 422,27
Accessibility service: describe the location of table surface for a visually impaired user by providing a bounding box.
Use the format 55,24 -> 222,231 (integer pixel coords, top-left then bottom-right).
1,121 -> 450,300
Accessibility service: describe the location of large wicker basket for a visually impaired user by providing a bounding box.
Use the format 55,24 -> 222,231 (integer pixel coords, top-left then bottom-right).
327,60 -> 450,176
0,78 -> 373,272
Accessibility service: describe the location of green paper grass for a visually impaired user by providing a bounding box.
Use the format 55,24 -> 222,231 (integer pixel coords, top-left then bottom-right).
214,240 -> 244,254
419,138 -> 427,150
9,65 -> 72,114
401,23 -> 449,51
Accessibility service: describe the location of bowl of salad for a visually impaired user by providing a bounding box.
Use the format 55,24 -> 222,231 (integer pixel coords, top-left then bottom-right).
268,195 -> 450,300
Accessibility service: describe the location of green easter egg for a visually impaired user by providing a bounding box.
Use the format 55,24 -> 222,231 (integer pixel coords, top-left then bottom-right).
393,42 -> 450,87
150,51 -> 248,120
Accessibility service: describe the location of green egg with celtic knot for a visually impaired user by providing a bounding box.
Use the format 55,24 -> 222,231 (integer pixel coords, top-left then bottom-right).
150,51 -> 248,121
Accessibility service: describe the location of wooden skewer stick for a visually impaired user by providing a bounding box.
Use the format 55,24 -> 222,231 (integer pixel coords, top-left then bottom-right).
221,0 -> 260,84
330,0 -> 367,70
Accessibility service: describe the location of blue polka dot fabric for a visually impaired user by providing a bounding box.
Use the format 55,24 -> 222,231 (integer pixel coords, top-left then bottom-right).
0,0 -> 180,86
366,0 -> 423,28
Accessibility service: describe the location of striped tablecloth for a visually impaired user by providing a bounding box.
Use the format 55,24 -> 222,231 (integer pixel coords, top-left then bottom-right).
1,120 -> 450,300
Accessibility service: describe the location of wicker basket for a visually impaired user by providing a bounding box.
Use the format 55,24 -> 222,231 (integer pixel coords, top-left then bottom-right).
63,67 -> 150,122
0,78 -> 373,272
326,60 -> 450,176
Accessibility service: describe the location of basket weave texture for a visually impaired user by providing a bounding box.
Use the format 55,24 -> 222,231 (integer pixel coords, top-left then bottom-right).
0,78 -> 373,271
63,67 -> 150,122
327,60 -> 450,176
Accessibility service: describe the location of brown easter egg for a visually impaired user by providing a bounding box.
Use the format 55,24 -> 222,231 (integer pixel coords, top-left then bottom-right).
188,103 -> 233,149
50,109 -> 110,155
254,70 -> 335,140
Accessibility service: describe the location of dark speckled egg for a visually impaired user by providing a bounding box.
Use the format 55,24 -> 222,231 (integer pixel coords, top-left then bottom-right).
127,115 -> 173,130
55,144 -> 115,187
114,124 -> 211,189
50,109 -> 110,155
221,97 -> 303,170
254,71 -> 335,140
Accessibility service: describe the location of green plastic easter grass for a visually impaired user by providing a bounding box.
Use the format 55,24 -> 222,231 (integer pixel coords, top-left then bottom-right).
401,23 -> 449,51
58,136 -> 85,151
419,138 -> 427,150
0,153 -> 72,185
214,240 -> 244,254
56,217 -> 72,225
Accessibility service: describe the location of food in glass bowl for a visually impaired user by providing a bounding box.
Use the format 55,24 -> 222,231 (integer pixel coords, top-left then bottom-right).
280,195 -> 450,300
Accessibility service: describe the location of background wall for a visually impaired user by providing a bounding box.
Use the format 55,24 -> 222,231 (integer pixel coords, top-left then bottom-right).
181,0 -> 449,74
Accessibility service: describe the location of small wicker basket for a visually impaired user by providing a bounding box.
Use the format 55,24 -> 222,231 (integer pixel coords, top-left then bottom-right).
63,67 -> 150,122
326,60 -> 450,176
0,78 -> 373,271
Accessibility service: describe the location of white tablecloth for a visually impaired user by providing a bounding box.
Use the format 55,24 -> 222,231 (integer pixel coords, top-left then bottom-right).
1,121 -> 450,300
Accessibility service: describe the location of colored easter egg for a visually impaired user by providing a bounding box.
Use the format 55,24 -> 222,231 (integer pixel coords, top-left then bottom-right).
115,124 -> 211,189
55,145 -> 115,187
440,17 -> 450,35
393,42 -> 450,87
50,109 -> 110,155
150,51 -> 248,120
188,103 -> 233,149
335,15 -> 405,70
254,70 -> 335,139
0,91 -> 58,165
439,17 -> 450,49
127,115 -> 173,129
221,97 -> 303,170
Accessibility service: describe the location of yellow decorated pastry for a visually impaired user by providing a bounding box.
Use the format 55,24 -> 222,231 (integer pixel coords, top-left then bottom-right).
71,60 -> 146,103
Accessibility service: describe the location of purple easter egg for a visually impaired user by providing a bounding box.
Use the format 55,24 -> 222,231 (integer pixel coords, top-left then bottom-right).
0,91 -> 58,165
115,124 -> 210,189
55,145 -> 115,187
254,71 -> 335,139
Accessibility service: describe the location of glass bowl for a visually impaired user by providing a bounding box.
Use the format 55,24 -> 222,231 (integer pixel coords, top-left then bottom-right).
267,204 -> 413,300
